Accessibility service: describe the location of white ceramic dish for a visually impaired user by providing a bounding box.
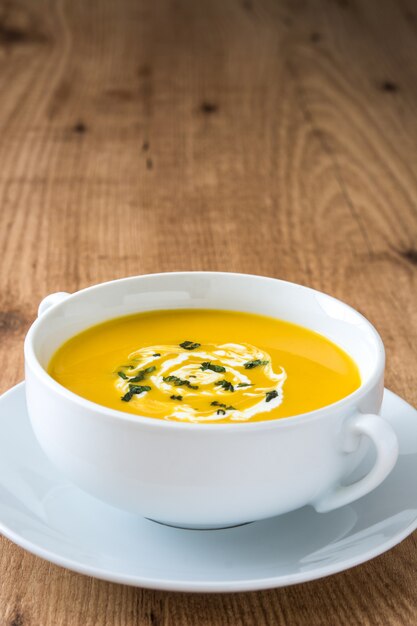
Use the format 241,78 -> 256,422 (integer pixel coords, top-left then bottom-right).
0,383 -> 415,592
24,272 -> 398,528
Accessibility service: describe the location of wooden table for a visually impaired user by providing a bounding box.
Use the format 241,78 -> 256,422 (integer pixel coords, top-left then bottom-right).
1,0 -> 416,623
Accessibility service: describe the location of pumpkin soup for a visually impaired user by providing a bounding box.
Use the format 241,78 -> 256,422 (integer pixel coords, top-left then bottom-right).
48,309 -> 361,423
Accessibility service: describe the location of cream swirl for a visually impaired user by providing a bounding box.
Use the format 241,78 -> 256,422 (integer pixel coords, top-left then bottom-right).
115,342 -> 286,422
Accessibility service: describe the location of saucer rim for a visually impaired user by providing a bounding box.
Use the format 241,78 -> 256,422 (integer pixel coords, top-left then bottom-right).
0,382 -> 416,593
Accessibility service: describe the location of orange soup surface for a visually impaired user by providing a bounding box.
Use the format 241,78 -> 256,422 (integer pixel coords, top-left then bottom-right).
48,309 -> 361,423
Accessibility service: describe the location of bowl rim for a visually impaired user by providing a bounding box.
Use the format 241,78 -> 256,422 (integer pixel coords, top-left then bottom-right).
24,271 -> 385,431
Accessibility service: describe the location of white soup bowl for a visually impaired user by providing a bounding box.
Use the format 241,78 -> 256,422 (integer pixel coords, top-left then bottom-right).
24,272 -> 398,529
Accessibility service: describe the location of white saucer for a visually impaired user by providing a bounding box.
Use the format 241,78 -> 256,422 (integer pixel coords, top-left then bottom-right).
0,384 -> 416,593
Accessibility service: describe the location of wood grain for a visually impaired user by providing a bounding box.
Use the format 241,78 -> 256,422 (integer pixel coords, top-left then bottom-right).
0,0 -> 416,623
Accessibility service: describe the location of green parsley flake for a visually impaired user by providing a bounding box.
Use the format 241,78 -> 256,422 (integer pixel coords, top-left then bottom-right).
163,375 -> 199,390
243,359 -> 269,369
179,341 -> 201,350
265,390 -> 279,402
121,385 -> 151,402
201,362 -> 226,373
128,366 -> 156,383
215,379 -> 234,392
211,401 -> 236,410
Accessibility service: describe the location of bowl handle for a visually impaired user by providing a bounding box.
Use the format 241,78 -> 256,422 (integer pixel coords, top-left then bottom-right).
313,413 -> 399,512
38,292 -> 71,317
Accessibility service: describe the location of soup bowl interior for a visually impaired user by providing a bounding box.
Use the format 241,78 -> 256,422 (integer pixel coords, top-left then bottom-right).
28,272 -> 383,395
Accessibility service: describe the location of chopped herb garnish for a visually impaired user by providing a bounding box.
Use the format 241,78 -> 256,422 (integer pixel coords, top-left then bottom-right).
211,401 -> 236,410
153,353 -> 161,357
117,371 -> 128,380
164,375 -> 180,384
128,366 -> 156,383
243,359 -> 269,369
179,341 -> 201,350
189,375 -> 197,378
129,384 -> 151,393
215,379 -> 234,392
121,385 -> 151,402
237,382 -> 252,387
163,375 -> 199,390
216,409 -> 226,415
201,362 -> 226,373
170,395 -> 183,401
266,390 -> 279,402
